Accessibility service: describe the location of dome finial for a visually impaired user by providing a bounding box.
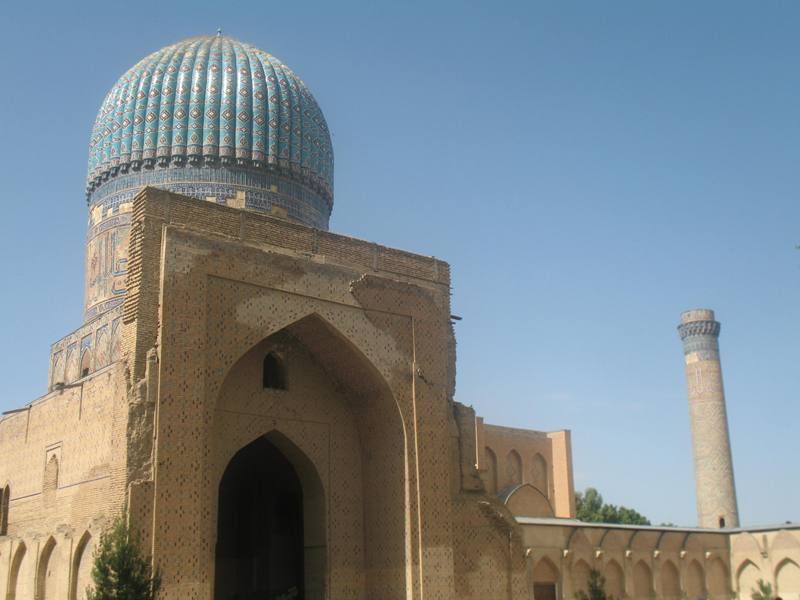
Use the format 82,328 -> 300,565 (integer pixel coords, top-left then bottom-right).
216,28 -> 223,37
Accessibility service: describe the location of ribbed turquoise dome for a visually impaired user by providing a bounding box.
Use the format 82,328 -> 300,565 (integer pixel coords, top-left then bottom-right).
87,34 -> 334,228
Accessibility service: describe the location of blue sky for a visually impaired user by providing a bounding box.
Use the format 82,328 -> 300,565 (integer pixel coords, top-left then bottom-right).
0,1 -> 797,527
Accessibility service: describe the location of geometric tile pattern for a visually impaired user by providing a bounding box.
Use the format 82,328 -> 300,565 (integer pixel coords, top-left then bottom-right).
87,34 -> 333,227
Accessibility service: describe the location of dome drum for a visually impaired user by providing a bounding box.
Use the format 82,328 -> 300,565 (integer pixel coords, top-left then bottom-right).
89,165 -> 331,229
87,151 -> 333,211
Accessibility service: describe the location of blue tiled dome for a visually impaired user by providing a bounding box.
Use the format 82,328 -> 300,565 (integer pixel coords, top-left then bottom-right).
87,34 -> 334,228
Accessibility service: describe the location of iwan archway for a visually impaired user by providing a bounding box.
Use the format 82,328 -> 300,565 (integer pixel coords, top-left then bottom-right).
209,312 -> 411,599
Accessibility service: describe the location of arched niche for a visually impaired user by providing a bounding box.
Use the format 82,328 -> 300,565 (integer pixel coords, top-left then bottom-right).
501,483 -> 554,518
505,449 -> 523,488
7,541 -> 28,600
660,560 -> 680,600
212,312 -> 409,599
534,556 -> 560,583
95,327 -> 110,369
736,560 -> 760,600
686,559 -> 705,599
110,318 -> 122,362
70,531 -> 94,600
0,483 -> 9,535
262,352 -> 287,390
571,559 -> 592,597
79,348 -> 92,379
534,556 -> 560,600
604,559 -> 625,599
484,446 -> 498,495
36,536 -> 60,600
776,558 -> 800,599
43,455 -> 59,493
50,352 -> 65,389
64,348 -> 78,383
531,452 -> 548,497
707,558 -> 729,600
633,560 -> 654,599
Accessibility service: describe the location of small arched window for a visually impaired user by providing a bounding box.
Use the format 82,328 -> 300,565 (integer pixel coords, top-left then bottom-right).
80,350 -> 91,379
719,516 -> 726,528
0,484 -> 9,535
263,353 -> 287,390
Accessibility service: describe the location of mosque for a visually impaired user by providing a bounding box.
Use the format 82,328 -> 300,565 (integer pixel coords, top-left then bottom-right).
0,34 -> 798,600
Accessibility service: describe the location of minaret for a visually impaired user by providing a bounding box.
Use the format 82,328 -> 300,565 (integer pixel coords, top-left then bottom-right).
677,309 -> 739,528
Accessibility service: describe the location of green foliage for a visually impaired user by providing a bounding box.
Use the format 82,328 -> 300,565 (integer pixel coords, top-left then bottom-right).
751,578 -> 774,600
575,487 -> 650,525
87,516 -> 160,600
576,568 -> 614,600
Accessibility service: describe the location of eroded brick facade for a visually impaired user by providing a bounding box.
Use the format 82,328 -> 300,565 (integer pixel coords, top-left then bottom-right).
1,189 -> 797,600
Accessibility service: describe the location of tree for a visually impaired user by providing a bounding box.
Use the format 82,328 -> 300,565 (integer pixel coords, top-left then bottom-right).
751,579 -> 774,600
576,568 -> 614,600
87,516 -> 160,600
575,487 -> 650,525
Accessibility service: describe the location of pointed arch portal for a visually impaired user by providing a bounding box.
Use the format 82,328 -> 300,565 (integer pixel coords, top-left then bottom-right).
214,434 -> 325,600
207,311 -> 410,598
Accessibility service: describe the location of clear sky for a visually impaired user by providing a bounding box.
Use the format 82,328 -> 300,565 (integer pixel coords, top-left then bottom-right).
0,1 -> 797,527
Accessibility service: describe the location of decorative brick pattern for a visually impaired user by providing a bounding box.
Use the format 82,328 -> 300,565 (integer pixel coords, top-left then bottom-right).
3,187 -> 790,600
677,309 -> 739,529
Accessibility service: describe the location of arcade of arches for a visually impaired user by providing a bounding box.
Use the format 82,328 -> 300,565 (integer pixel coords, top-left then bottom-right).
523,523 -> 800,600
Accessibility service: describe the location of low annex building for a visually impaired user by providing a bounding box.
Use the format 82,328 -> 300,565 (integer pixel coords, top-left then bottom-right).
0,34 -> 798,600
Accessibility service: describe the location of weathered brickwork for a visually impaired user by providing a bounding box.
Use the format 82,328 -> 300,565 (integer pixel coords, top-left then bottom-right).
48,307 -> 124,390
2,27 -> 795,599
521,521 -> 733,600
678,309 -> 740,529
477,421 -> 576,519
518,521 -> 800,600
2,189 -> 796,600
730,529 -> 800,600
0,362 -> 130,599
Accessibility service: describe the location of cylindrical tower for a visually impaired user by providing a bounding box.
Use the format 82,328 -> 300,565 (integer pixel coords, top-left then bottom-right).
677,309 -> 739,528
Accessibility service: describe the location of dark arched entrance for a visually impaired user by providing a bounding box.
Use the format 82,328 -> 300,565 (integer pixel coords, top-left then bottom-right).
215,436 -> 305,600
